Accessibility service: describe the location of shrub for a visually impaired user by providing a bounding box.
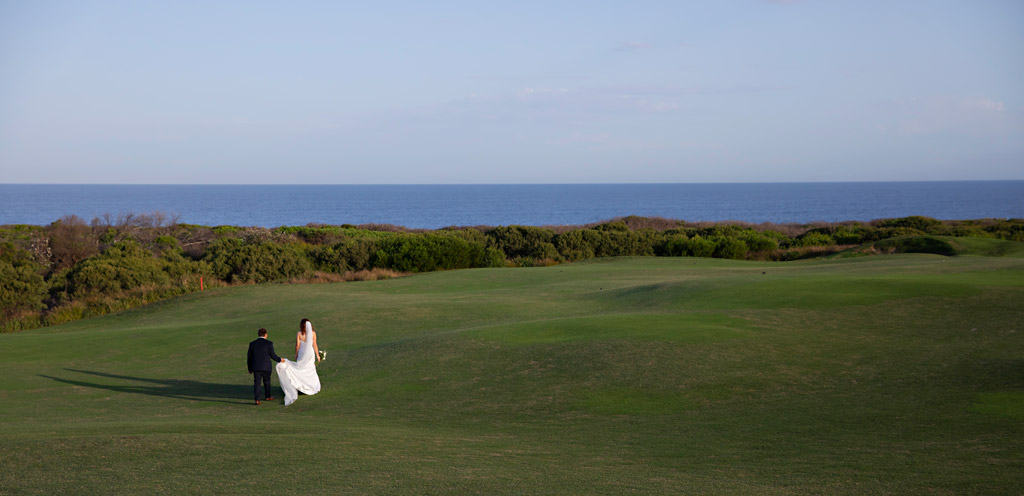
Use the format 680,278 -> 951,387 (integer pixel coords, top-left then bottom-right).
203,238 -> 311,283
552,228 -> 662,260
740,232 -> 779,253
770,245 -> 849,261
47,215 -> 99,270
685,235 -> 716,258
947,226 -> 994,238
274,225 -> 346,244
761,230 -> 792,248
713,236 -> 748,260
64,240 -> 174,297
555,230 -> 597,261
694,224 -> 751,239
594,221 -> 629,232
603,229 -> 659,257
338,238 -> 378,271
873,236 -> 958,256
306,245 -> 342,273
161,249 -> 208,282
876,216 -> 945,234
212,225 -> 241,236
865,227 -> 926,242
795,231 -> 836,247
486,226 -> 560,261
441,228 -> 489,246
802,223 -> 872,245
306,238 -> 379,273
372,233 -> 503,272
831,224 -> 872,245
987,221 -> 1024,242
661,235 -> 689,257
0,260 -> 47,318
154,235 -> 179,250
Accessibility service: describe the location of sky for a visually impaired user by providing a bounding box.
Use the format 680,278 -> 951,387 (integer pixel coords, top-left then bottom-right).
1,0 -> 1022,184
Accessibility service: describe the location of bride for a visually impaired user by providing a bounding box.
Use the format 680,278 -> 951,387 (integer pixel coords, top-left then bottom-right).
276,318 -> 322,406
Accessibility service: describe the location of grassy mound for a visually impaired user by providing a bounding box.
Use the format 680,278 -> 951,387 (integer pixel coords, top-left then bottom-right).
2,255 -> 1023,494
946,236 -> 1024,257
841,235 -> 1024,258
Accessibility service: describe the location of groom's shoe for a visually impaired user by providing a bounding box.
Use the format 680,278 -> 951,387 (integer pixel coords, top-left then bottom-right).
255,400 -> 261,405
265,397 -> 275,401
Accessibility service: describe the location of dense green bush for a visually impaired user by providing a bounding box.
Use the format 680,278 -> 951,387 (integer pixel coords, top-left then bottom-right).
373,233 -> 503,272
685,235 -> 716,258
795,231 -> 836,247
307,244 -> 343,273
947,226 -> 994,238
713,236 -> 749,260
661,235 -> 688,257
203,238 -> 311,283
594,221 -> 629,232
154,235 -> 179,251
274,225 -> 348,244
802,224 -> 872,245
337,238 -> 378,271
761,230 -> 792,248
212,225 -> 241,236
988,221 -> 1024,242
740,232 -> 779,253
307,238 -> 381,273
552,229 -> 662,260
64,240 -> 173,297
602,229 -> 660,257
486,226 -> 560,261
877,216 -> 944,234
5,215 -> 1024,333
874,236 -> 958,256
554,230 -> 597,261
864,227 -> 926,242
0,248 -> 47,318
831,224 -> 871,245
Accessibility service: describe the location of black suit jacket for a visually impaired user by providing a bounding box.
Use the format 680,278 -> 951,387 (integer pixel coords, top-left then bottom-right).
247,338 -> 283,373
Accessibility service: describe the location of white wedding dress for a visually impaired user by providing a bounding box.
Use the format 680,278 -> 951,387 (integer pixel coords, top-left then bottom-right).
276,332 -> 321,406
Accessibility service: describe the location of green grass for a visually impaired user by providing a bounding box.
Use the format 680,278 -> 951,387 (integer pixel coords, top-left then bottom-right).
2,254 -> 1023,494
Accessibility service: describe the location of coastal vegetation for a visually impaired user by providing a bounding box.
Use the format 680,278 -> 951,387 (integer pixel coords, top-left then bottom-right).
1,213 -> 1022,332
1,255 -> 1022,493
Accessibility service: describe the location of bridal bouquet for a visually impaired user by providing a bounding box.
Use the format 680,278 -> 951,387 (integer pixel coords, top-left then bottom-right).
317,350 -> 327,365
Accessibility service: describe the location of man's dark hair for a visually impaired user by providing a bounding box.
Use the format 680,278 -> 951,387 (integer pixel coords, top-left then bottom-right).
258,328 -> 268,337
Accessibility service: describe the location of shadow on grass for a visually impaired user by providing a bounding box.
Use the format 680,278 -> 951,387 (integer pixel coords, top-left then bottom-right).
40,369 -> 253,405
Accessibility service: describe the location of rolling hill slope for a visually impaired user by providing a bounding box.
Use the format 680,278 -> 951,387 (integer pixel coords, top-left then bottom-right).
2,255 -> 1022,494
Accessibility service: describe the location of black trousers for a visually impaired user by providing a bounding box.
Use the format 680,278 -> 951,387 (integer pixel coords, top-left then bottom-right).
253,371 -> 272,401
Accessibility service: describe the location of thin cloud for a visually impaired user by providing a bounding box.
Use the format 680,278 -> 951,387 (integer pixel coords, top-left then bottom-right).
449,84 -> 785,119
962,97 -> 1005,113
879,95 -> 1016,136
591,84 -> 782,97
615,41 -> 651,52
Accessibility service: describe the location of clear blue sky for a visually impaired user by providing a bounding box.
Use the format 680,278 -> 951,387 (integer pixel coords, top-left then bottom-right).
1,0 -> 1021,184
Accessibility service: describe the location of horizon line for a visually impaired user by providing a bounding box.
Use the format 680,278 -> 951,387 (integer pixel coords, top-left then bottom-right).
2,179 -> 1023,187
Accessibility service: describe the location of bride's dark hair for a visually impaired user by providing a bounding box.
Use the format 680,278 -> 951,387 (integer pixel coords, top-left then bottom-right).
300,318 -> 311,335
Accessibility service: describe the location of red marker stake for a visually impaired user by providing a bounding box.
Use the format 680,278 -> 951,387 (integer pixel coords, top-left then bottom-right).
200,276 -> 204,291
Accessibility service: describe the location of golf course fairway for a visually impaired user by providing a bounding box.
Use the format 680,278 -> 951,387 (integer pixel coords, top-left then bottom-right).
2,254 -> 1022,494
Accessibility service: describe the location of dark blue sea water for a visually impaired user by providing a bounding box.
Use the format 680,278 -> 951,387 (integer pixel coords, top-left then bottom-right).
1,182 -> 1021,228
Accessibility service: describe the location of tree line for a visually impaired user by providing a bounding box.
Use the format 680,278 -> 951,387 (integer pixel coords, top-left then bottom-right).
2,214 -> 1022,332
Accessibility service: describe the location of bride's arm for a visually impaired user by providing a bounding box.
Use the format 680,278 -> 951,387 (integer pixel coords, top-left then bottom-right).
312,330 -> 320,362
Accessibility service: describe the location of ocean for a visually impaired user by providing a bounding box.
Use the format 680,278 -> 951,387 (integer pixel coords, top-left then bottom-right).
1,182 -> 1022,229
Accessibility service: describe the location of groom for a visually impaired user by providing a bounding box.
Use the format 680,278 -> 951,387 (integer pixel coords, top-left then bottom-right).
247,328 -> 285,405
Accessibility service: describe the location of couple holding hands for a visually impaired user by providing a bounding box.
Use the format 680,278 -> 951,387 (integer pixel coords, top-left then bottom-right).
246,318 -> 322,406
